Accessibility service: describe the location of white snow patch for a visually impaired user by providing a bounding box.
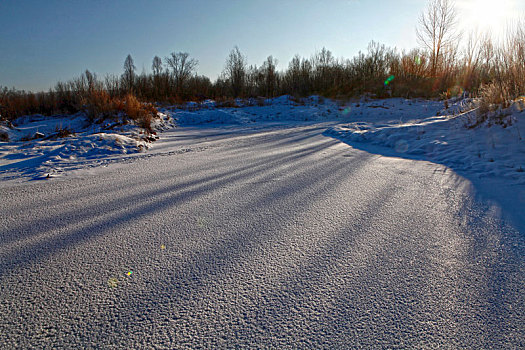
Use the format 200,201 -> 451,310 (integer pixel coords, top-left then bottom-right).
325,97 -> 525,232
327,98 -> 524,183
0,112 -> 173,179
164,95 -> 344,126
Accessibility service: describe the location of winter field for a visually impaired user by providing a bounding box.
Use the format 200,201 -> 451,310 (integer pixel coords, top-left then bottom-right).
1,96 -> 524,347
2,95 -> 524,229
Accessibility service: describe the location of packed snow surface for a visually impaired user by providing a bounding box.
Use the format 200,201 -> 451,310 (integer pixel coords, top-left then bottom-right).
0,96 -> 524,347
325,97 -> 525,231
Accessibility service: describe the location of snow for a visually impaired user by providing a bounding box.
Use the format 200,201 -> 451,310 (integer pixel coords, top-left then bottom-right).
1,95 -> 523,230
168,95 -> 341,126
0,112 -> 173,179
327,98 -> 525,182
325,97 -> 525,232
1,118 -> 523,348
1,97 -> 524,347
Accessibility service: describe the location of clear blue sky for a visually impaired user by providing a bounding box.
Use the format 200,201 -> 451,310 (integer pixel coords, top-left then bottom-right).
1,0 -> 522,92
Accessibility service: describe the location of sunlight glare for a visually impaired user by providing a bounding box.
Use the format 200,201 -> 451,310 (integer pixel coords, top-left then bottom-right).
458,0 -> 517,37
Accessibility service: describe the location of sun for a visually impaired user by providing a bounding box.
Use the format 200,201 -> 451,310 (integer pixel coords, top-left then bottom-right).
458,0 -> 517,37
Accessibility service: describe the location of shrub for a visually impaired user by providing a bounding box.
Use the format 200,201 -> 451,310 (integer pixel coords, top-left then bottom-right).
122,94 -> 157,132
55,126 -> 73,138
84,90 -> 114,122
478,83 -> 502,117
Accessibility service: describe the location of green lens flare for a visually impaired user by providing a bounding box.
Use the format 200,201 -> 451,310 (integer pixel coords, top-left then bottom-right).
384,75 -> 395,86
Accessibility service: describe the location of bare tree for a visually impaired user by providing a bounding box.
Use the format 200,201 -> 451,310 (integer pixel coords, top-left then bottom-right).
261,56 -> 278,97
299,57 -> 313,96
285,55 -> 302,95
223,46 -> 247,97
165,52 -> 198,95
104,74 -> 120,97
152,56 -> 163,77
122,54 -> 136,93
461,30 -> 484,91
311,47 -> 335,91
312,47 -> 334,71
83,70 -> 103,93
416,0 -> 460,77
246,64 -> 258,96
151,56 -> 164,99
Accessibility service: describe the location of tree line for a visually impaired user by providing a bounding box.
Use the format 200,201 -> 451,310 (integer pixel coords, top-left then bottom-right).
1,0 -> 524,122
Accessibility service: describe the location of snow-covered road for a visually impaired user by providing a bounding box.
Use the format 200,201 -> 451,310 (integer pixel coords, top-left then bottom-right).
1,123 -> 524,348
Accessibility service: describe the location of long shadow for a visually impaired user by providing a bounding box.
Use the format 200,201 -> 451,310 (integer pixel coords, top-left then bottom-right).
96,151 -> 383,347
1,124 -> 384,346
156,152 -> 359,282
0,135 -> 338,247
59,128 -> 522,348
143,164 -> 522,347
237,186 -> 398,347
0,136 -> 342,276
307,167 -> 524,347
103,139 -> 525,348
150,123 -> 324,153
323,128 -> 525,234
450,189 -> 525,346
1,125 -> 325,218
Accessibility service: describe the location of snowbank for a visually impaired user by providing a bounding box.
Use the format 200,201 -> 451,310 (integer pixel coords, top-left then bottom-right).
326,98 -> 525,184
167,95 -> 344,125
325,97 -> 525,232
0,112 -> 173,179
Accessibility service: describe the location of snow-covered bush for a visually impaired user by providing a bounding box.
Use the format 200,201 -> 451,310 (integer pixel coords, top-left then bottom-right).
121,94 -> 157,133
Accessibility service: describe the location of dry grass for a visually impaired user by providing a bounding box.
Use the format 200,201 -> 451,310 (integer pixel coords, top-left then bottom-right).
215,99 -> 238,108
84,90 -> 114,121
121,94 -> 157,132
71,90 -> 157,132
55,126 -> 74,138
